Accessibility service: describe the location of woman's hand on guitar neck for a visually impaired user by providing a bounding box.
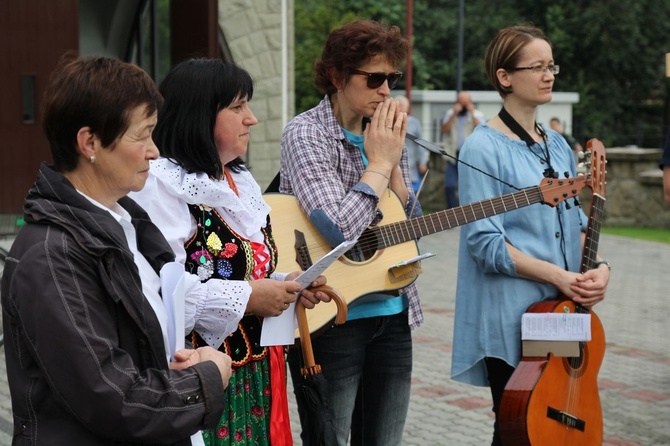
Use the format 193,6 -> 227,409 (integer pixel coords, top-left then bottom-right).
569,265 -> 610,309
508,243 -> 608,309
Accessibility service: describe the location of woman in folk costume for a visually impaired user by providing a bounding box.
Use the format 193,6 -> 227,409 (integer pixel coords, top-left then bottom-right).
131,58 -> 329,446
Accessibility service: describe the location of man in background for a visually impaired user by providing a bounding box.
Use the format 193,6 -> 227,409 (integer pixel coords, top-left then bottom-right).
550,117 -> 583,158
441,91 -> 483,208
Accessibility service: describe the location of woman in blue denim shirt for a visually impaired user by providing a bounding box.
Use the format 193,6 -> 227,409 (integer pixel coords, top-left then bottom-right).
450,25 -> 610,446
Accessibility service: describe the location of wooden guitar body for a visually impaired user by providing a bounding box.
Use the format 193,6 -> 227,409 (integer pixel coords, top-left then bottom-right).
266,192 -> 419,336
499,299 -> 605,446
500,139 -> 608,446
265,174 -> 588,336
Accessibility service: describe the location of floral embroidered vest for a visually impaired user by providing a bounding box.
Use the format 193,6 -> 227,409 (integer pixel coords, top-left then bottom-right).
184,204 -> 278,368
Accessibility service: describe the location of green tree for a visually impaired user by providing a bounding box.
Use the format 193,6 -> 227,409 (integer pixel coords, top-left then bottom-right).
295,0 -> 670,147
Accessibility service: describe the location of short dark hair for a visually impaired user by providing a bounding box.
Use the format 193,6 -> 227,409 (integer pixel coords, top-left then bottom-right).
42,55 -> 162,172
484,25 -> 551,97
314,19 -> 409,95
154,58 -> 254,179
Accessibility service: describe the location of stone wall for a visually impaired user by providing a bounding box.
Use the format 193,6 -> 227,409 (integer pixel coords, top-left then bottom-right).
602,148 -> 669,228
219,0 -> 293,189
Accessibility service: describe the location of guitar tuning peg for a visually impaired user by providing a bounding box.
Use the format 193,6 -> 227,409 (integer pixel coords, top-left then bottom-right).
565,201 -> 572,209
577,151 -> 585,160
573,197 -> 581,207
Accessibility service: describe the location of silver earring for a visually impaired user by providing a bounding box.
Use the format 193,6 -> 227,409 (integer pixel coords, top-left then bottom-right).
90,155 -> 95,164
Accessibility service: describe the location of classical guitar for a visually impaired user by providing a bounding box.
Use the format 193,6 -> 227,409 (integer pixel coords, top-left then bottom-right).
265,171 -> 590,336
499,139 -> 607,446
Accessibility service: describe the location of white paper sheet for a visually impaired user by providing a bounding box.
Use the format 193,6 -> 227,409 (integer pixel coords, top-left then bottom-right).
260,239 -> 357,346
160,262 -> 186,361
521,312 -> 591,341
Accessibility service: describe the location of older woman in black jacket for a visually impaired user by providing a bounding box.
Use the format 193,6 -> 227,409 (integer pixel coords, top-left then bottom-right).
1,56 -> 232,445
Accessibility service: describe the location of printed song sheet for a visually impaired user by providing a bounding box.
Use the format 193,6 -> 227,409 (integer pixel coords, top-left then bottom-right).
521,312 -> 591,342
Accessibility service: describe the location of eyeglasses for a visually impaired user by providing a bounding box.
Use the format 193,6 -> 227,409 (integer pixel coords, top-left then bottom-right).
351,69 -> 403,89
506,64 -> 560,75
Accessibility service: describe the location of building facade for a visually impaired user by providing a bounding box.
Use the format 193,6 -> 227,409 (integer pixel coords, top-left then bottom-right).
0,0 -> 293,215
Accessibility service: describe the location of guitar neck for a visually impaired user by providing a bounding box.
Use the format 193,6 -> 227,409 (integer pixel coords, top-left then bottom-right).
580,194 -> 606,273
375,185 -> 547,247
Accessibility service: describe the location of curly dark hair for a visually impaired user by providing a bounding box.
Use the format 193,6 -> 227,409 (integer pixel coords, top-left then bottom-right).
314,19 -> 409,95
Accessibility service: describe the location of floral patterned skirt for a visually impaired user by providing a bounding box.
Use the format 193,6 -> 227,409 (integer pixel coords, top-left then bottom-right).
202,358 -> 272,445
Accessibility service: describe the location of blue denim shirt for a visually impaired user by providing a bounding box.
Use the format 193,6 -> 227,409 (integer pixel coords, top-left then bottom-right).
451,124 -> 587,386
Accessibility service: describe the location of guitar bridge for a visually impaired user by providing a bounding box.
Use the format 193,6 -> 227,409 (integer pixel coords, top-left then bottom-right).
546,406 -> 585,432
293,229 -> 313,271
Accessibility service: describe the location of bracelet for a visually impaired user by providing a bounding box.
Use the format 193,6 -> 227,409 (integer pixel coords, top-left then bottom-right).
594,260 -> 611,271
364,169 -> 390,182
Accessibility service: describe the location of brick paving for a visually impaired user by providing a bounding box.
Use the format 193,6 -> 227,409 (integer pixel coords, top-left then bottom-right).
1,229 -> 670,445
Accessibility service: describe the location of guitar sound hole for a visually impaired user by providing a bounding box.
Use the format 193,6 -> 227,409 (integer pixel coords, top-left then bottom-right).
343,228 -> 380,262
562,305 -> 589,376
563,342 -> 587,377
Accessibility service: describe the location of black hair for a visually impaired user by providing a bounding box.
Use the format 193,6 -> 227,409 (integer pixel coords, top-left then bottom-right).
154,58 -> 254,178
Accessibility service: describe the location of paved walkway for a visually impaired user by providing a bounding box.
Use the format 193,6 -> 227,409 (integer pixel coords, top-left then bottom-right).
1,230 -> 670,445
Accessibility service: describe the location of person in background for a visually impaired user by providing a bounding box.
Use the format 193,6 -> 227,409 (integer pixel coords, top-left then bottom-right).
550,116 -> 583,158
396,94 -> 429,193
450,25 -> 610,446
130,58 -> 329,446
1,55 -> 233,445
280,19 -> 422,446
440,90 -> 484,208
659,131 -> 670,204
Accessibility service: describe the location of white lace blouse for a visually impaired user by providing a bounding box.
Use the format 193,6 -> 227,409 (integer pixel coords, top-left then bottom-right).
130,157 -> 287,349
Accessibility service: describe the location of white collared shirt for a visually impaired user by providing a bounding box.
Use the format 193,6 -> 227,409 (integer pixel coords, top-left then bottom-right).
79,192 -> 170,362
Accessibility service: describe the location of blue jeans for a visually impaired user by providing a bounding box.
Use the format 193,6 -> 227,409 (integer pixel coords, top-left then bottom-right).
288,312 -> 412,446
444,161 -> 459,208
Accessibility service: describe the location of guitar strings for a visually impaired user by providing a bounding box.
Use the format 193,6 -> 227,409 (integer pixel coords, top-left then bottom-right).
349,181 -> 573,253
295,180 -> 577,255
565,194 -> 604,416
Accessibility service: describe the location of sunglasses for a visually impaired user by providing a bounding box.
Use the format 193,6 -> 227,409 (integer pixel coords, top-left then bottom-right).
351,69 -> 403,89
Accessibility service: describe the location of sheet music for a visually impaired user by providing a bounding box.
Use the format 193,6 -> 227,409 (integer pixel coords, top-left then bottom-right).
260,239 -> 357,346
521,312 -> 591,341
160,262 -> 186,361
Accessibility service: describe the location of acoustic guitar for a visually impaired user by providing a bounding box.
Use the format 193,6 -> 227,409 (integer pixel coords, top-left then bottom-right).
499,139 -> 607,446
265,171 -> 591,336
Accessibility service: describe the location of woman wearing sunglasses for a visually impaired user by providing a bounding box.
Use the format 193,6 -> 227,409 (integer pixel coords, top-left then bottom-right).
279,19 -> 422,446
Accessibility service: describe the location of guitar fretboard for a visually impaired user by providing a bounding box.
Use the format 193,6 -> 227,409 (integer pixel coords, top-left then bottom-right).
373,185 -> 545,248
580,194 -> 606,273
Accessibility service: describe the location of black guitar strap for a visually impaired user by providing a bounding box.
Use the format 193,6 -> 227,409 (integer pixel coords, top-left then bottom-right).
265,171 -> 281,193
498,106 -> 569,270
498,106 -> 557,179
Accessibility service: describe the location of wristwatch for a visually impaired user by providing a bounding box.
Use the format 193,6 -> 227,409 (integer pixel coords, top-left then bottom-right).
594,260 -> 611,271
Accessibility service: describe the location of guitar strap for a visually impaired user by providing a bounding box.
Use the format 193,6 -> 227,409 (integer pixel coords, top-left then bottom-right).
265,171 -> 281,193
498,106 -> 569,270
498,106 -> 557,179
